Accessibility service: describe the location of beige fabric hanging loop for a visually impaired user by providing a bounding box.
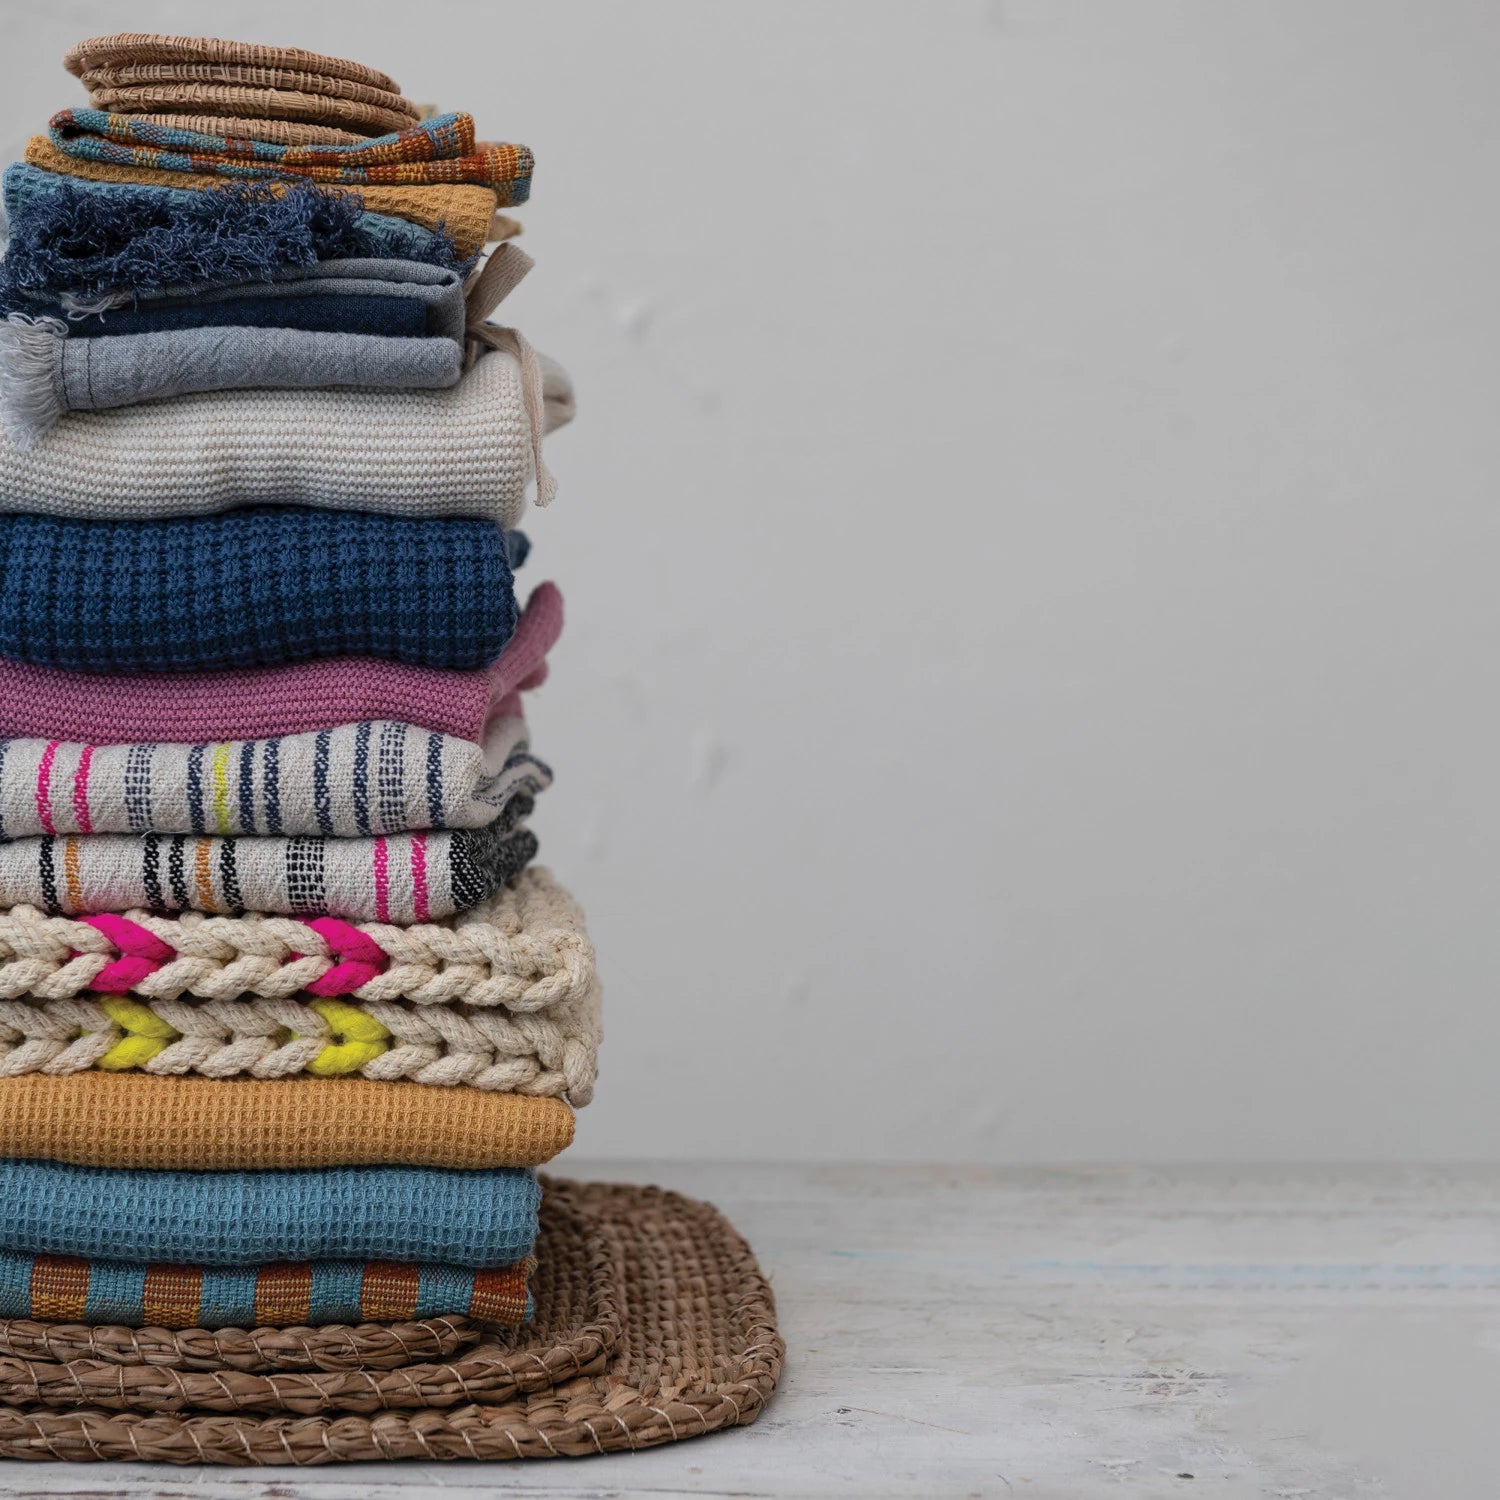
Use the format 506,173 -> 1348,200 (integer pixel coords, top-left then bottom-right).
464,244 -> 560,506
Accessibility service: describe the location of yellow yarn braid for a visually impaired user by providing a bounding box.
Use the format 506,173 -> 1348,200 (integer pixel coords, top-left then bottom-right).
97,998 -> 177,1070
93,996 -> 391,1074
304,998 -> 391,1075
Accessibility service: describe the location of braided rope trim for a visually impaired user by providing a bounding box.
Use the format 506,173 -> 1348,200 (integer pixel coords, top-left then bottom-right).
0,866 -> 593,1011
0,979 -> 601,1103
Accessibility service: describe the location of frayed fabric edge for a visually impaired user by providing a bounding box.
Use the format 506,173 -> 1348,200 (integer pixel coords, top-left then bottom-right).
0,314 -> 67,448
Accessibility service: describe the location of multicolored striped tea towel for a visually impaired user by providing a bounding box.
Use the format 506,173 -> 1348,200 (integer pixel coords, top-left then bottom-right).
0,1251 -> 533,1328
50,109 -> 533,197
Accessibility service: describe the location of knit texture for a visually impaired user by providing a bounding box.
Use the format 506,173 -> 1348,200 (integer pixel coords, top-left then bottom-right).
0,977 -> 601,1100
0,580 -> 561,744
0,714 -> 547,840
0,1252 -> 532,1329
51,109 -> 533,197
23,139 -> 503,260
0,510 -> 522,674
0,1073 -> 574,1169
0,864 -> 596,1010
23,140 -> 506,258
0,815 -> 537,922
0,1157 -> 542,1265
0,176 -> 455,310
0,347 -> 565,524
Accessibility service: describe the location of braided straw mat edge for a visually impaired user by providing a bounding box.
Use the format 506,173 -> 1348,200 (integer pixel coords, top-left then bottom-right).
0,1176 -> 785,1463
64,35 -> 402,94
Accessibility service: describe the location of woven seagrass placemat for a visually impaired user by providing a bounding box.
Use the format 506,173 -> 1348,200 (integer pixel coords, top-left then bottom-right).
87,82 -> 418,136
0,1176 -> 784,1463
64,34 -> 403,94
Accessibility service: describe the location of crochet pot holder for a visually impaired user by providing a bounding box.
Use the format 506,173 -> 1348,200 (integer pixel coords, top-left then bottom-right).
0,1177 -> 785,1463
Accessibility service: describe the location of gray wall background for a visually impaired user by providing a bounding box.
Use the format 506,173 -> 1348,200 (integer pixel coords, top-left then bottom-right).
5,0 -> 1496,1162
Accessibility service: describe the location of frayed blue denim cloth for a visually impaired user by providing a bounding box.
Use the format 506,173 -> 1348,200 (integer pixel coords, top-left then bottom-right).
0,169 -> 461,311
0,1158 -> 541,1267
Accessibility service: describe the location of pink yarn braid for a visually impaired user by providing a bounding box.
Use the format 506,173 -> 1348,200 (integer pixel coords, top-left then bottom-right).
74,913 -> 390,995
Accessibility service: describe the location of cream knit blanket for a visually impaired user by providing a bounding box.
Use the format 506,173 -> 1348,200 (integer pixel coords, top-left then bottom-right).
0,346 -> 572,524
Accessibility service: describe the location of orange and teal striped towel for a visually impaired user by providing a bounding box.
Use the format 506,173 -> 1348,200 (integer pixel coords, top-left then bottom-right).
49,109 -> 532,198
0,1251 -> 534,1328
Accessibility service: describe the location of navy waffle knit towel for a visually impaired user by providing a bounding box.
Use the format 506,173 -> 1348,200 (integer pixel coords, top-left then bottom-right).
0,509 -> 524,673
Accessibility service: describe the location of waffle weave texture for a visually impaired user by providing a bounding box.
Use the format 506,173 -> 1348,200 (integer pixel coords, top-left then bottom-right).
0,1157 -> 542,1266
50,109 -> 533,197
24,138 -> 503,260
0,509 -> 521,674
0,347 -> 562,524
0,580 -> 561,744
0,714 -> 546,839
0,1073 -> 575,1168
0,1251 -> 532,1329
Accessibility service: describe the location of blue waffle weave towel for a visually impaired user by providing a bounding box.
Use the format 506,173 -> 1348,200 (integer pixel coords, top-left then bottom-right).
0,1158 -> 541,1267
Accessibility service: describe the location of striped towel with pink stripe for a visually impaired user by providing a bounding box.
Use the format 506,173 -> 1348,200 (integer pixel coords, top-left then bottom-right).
0,810 -> 537,921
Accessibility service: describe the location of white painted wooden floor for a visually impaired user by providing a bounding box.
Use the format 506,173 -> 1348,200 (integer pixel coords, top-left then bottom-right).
2,1160 -> 1498,1499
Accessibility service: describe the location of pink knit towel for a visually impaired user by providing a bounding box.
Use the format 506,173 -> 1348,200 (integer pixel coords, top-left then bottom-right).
0,583 -> 562,745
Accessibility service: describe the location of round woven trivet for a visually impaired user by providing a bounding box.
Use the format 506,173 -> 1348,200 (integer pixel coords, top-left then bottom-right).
0,1190 -> 613,1415
0,1177 -> 783,1462
75,60 -> 418,116
87,83 -> 418,136
129,113 -> 368,146
64,34 -> 402,94
0,1317 -> 482,1375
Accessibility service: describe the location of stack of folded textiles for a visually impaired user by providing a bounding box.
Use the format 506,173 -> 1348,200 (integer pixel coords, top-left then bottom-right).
0,33 -> 598,1357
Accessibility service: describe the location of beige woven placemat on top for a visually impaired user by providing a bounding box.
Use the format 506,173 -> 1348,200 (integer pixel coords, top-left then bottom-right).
64,34 -> 403,94
0,1177 -> 785,1462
